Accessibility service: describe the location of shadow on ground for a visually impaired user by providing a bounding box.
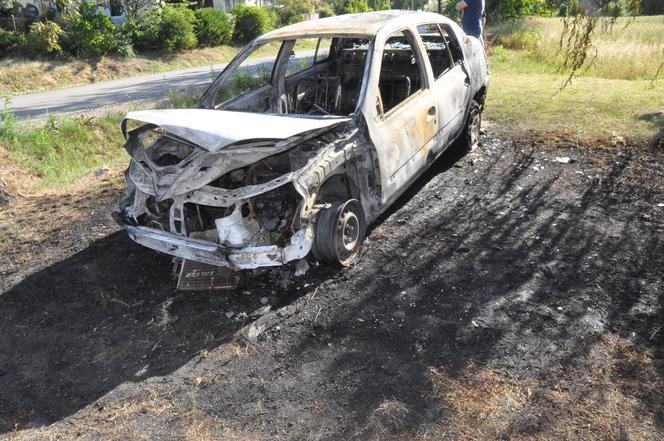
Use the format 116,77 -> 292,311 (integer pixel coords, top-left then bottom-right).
0,232 -> 292,432
1,137 -> 663,439
256,139 -> 664,439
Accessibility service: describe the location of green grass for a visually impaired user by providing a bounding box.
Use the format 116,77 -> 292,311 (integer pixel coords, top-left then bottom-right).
489,16 -> 664,81
485,16 -> 664,141
0,111 -> 127,189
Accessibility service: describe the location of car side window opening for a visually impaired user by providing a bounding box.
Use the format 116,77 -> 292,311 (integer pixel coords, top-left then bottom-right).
377,29 -> 425,115
440,24 -> 464,63
314,38 -> 333,64
207,37 -> 370,116
285,38 -> 318,78
212,41 -> 282,108
417,23 -> 455,78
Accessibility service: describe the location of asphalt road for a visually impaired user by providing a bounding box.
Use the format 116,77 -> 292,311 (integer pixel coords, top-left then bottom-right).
4,53 -> 316,120
3,63 -> 226,120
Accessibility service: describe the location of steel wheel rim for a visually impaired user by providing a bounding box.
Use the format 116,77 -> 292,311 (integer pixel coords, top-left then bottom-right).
336,209 -> 360,260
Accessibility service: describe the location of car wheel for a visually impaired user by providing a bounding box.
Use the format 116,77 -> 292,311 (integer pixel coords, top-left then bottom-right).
312,199 -> 367,266
461,100 -> 482,153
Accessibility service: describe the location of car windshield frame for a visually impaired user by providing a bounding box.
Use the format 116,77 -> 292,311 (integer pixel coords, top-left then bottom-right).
198,36 -> 375,118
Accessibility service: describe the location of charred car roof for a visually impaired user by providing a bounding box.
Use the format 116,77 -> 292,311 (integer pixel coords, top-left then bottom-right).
257,10 -> 460,40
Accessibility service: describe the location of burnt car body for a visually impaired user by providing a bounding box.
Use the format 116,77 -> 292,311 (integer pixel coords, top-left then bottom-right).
115,11 -> 489,271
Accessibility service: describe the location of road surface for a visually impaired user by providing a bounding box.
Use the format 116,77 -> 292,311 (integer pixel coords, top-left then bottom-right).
3,64 -> 227,120
4,53 -> 316,120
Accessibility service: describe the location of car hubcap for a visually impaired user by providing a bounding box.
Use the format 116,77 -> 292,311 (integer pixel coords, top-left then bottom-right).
336,209 -> 360,258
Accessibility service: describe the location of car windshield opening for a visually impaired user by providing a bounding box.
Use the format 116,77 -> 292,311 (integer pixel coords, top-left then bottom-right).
200,37 -> 371,117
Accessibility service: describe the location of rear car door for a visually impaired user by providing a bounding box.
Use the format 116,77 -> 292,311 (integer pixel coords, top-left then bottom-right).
418,22 -> 471,150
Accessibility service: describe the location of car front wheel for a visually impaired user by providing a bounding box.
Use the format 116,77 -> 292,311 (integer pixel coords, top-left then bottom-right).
312,199 -> 367,266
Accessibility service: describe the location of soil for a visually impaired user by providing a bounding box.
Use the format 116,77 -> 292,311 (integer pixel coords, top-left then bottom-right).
1,132 -> 663,440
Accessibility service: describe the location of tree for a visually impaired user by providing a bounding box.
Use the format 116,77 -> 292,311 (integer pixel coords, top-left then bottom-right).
555,0 -> 662,87
273,0 -> 317,25
640,0 -> 664,15
124,0 -> 159,20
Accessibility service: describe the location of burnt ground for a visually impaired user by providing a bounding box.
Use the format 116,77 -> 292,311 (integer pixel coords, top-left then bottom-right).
0,133 -> 663,440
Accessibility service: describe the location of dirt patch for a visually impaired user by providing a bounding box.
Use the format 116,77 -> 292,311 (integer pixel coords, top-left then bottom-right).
1,133 -> 663,440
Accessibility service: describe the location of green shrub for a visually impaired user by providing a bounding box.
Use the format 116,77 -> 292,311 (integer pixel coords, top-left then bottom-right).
287,14 -> 303,24
120,18 -> 144,49
317,4 -> 335,17
194,8 -> 233,47
159,5 -> 197,52
0,28 -> 20,55
114,28 -> 135,57
62,2 -> 117,57
24,21 -> 63,58
231,5 -> 271,43
135,5 -> 197,52
333,0 -> 371,15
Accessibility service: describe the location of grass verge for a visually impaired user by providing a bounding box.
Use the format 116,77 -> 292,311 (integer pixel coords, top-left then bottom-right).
0,110 -> 126,190
486,54 -> 664,141
485,15 -> 664,141
0,45 -> 243,96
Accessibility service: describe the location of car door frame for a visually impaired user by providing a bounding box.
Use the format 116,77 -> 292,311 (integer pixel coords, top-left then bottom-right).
361,24 -> 439,206
415,21 -> 472,154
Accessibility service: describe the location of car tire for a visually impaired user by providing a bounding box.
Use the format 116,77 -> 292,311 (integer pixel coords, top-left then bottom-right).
312,199 -> 367,266
460,99 -> 482,153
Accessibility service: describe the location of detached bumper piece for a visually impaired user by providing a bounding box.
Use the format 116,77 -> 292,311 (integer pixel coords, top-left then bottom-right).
124,225 -> 313,270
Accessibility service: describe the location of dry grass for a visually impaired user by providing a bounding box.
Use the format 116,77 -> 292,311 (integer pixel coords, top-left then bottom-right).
489,16 -> 664,81
426,334 -> 663,440
0,46 -> 244,97
361,399 -> 412,437
6,340 -> 257,441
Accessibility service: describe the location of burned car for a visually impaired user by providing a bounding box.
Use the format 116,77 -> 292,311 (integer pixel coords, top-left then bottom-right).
115,11 -> 489,278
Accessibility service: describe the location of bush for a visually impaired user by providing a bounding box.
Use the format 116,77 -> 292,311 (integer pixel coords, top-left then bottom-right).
135,5 -> 197,52
62,2 -> 117,57
120,18 -> 145,49
333,0 -> 371,15
24,21 -> 63,58
159,5 -> 197,52
317,4 -> 335,17
0,28 -> 21,56
231,5 -> 271,43
194,8 -> 233,47
114,28 -> 135,57
287,14 -> 303,24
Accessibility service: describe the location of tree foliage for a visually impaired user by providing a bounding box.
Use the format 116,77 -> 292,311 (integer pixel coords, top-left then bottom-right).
62,2 -> 117,58
231,4 -> 272,42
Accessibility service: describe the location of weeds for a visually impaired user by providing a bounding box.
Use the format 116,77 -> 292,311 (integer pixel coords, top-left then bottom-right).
0,97 -> 16,138
0,109 -> 126,189
166,88 -> 201,108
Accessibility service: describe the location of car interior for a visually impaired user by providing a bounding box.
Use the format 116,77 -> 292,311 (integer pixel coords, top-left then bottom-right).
204,25 -> 464,117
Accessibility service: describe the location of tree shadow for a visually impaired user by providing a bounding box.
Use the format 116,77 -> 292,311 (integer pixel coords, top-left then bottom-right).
638,111 -> 664,147
274,140 -> 664,439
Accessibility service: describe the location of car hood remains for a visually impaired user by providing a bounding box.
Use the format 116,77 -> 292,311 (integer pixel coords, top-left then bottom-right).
121,109 -> 351,152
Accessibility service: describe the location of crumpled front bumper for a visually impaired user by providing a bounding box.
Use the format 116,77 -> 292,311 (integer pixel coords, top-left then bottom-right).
119,222 -> 314,270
